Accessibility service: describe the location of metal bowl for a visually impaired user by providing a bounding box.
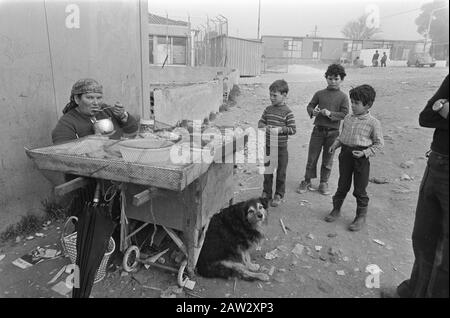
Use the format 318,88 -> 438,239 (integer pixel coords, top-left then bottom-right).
94,118 -> 114,134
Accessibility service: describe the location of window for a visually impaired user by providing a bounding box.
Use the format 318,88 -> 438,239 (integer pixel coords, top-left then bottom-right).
149,37 -> 153,64
150,36 -> 188,65
172,37 -> 187,65
283,38 -> 302,58
312,40 -> 322,59
351,42 -> 363,51
343,42 -> 352,52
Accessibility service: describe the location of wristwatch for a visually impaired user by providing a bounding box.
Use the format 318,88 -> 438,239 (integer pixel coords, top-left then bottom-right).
432,100 -> 445,112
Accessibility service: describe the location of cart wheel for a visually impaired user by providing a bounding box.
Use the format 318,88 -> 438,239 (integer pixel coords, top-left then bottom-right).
177,260 -> 189,287
123,245 -> 140,272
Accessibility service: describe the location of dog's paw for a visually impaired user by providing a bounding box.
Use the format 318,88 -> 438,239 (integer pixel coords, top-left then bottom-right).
255,272 -> 270,281
247,263 -> 260,272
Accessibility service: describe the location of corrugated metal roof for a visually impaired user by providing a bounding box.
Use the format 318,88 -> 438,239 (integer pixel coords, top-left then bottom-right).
148,13 -> 188,27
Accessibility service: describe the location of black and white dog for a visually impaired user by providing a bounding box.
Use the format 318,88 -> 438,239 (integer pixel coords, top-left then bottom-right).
196,197 -> 269,281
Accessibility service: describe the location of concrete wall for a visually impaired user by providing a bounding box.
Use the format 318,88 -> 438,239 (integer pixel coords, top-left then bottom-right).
153,81 -> 222,126
0,0 -> 149,232
385,60 -> 447,67
45,0 -> 148,117
149,65 -> 233,84
0,1 -> 56,233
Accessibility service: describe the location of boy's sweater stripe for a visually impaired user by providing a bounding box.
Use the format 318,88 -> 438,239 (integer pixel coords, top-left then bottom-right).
259,104 -> 296,147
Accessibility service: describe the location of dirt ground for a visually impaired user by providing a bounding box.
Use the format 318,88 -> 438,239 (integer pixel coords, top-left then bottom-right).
0,65 -> 448,299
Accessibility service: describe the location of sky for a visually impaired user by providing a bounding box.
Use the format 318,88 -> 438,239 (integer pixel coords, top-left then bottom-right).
148,0 -> 440,41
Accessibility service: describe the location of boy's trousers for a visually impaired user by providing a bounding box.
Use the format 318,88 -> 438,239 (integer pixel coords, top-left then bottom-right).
304,126 -> 339,183
332,145 -> 370,208
397,151 -> 449,298
263,145 -> 288,198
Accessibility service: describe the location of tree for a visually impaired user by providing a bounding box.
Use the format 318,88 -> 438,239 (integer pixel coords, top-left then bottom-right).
341,14 -> 382,40
415,1 -> 449,44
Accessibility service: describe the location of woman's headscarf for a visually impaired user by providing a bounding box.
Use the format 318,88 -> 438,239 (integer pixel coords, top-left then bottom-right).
62,79 -> 103,114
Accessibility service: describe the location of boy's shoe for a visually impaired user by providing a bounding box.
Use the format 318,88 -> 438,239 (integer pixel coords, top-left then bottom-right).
318,182 -> 330,195
270,194 -> 282,207
324,208 -> 341,222
348,207 -> 368,231
348,215 -> 366,231
296,180 -> 311,194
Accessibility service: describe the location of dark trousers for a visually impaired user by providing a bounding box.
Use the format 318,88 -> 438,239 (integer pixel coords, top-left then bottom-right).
397,151 -> 449,298
263,145 -> 288,198
304,126 -> 339,183
332,145 -> 370,208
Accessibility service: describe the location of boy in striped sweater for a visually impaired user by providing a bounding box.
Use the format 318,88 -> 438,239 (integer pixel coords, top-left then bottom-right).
258,80 -> 296,207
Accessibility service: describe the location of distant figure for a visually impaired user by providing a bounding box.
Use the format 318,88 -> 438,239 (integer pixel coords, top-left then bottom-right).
353,56 -> 360,66
372,50 -> 379,67
380,52 -> 387,67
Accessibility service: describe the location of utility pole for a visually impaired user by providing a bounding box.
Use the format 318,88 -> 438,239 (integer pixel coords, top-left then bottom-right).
313,25 -> 318,37
257,0 -> 261,39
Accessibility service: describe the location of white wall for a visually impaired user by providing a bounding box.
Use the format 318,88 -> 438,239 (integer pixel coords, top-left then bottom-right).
153,81 -> 222,126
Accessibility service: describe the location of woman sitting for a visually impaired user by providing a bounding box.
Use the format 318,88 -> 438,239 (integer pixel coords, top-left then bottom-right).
52,78 -> 138,144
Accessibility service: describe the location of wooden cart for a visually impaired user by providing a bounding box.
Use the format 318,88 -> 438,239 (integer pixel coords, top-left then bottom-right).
25,133 -> 245,285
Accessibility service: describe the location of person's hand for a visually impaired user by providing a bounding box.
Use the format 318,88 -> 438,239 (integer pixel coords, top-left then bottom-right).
312,106 -> 320,117
320,109 -> 331,117
352,150 -> 365,158
110,102 -> 126,118
267,125 -> 282,134
432,99 -> 449,119
110,102 -> 128,122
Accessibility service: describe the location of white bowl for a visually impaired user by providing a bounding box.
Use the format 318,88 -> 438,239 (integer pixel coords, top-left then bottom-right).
118,139 -> 174,164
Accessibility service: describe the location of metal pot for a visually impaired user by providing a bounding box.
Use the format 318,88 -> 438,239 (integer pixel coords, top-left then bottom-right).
93,118 -> 114,135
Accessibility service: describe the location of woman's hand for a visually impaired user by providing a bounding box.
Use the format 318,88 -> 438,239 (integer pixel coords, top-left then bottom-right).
111,102 -> 125,117
110,102 -> 128,122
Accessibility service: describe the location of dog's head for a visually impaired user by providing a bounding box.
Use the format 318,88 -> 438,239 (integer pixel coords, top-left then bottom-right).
244,197 -> 269,229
